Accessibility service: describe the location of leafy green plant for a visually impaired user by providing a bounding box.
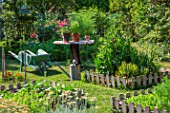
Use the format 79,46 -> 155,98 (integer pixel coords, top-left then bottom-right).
126,77 -> 170,112
154,77 -> 170,111
94,32 -> 159,76
0,81 -> 77,112
81,72 -> 88,82
117,61 -> 138,81
126,94 -> 157,110
76,9 -> 96,37
70,9 -> 96,37
70,21 -> 81,34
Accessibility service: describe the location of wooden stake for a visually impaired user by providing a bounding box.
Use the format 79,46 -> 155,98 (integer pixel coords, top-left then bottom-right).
1,47 -> 5,80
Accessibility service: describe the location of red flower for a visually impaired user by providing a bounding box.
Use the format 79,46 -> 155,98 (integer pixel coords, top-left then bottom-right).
30,33 -> 38,38
7,72 -> 12,76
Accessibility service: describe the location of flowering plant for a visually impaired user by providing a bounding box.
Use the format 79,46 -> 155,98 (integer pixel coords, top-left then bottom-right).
29,33 -> 39,42
32,14 -> 59,42
30,33 -> 38,38
16,73 -> 23,81
58,19 -> 70,33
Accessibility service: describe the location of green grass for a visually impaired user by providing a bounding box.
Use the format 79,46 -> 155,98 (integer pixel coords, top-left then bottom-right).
0,56 -> 169,113
0,59 -> 129,113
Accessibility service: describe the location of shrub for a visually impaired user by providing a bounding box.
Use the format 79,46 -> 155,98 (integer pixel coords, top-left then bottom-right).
117,61 -> 138,79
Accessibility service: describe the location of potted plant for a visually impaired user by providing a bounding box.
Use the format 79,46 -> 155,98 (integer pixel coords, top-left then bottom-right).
70,21 -> 81,42
81,14 -> 96,42
58,19 -> 71,43
70,10 -> 96,42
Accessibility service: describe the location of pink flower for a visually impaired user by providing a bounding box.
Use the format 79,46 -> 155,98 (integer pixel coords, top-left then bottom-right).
30,33 -> 38,38
57,20 -> 69,28
58,23 -> 64,28
63,19 -> 68,25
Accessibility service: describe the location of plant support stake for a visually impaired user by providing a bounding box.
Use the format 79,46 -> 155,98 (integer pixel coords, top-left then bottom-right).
2,47 -> 6,80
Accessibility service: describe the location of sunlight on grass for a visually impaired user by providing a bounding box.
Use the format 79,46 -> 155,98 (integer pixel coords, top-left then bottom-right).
0,58 -> 169,113
0,59 -> 130,113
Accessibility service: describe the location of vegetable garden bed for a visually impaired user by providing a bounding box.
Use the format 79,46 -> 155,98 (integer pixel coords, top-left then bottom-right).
0,80 -> 96,113
110,89 -> 168,113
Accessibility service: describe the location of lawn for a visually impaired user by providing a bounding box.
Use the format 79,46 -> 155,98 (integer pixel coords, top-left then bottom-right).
0,58 -> 129,113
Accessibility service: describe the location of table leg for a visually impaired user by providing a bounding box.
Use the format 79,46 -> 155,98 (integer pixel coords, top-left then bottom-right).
70,44 -> 81,64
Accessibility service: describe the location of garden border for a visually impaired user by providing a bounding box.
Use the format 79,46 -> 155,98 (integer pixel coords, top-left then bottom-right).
85,69 -> 170,89
0,80 -> 85,96
110,88 -> 168,113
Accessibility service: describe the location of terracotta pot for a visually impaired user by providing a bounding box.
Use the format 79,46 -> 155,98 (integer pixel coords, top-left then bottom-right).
85,36 -> 90,42
72,33 -> 80,42
62,32 -> 71,43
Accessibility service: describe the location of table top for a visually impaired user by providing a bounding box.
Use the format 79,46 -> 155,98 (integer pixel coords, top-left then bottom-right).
53,40 -> 94,45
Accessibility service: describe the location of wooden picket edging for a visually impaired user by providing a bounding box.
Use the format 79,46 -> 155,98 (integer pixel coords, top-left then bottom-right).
110,89 -> 168,113
0,80 -> 87,110
0,80 -> 36,93
85,69 -> 170,89
0,80 -> 84,96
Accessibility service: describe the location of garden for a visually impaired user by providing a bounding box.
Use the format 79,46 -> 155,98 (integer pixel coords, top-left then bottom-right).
0,0 -> 170,113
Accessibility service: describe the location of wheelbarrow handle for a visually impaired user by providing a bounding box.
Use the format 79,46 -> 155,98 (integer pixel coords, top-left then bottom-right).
8,51 -> 19,60
26,50 -> 36,56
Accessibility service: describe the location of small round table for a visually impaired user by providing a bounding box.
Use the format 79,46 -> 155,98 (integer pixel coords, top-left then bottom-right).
53,40 -> 94,80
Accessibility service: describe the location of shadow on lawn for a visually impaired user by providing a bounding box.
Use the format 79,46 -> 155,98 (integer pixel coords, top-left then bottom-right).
5,65 -> 19,70
27,69 -> 62,76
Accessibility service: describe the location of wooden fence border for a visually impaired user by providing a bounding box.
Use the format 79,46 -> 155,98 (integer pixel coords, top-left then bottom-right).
0,80 -> 85,96
85,70 -> 170,89
110,88 -> 168,113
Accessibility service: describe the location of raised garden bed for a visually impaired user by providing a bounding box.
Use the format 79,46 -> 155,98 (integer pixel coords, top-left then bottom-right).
0,80 -> 96,112
85,69 -> 170,89
110,88 -> 168,113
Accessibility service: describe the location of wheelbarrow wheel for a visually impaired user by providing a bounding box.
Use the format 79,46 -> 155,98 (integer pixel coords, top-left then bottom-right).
39,62 -> 47,76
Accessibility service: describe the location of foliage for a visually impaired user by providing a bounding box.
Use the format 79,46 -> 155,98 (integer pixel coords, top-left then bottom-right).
70,21 -> 81,34
143,3 -> 170,43
109,0 -> 170,43
154,77 -> 170,111
81,72 -> 88,82
20,38 -> 70,61
0,0 -> 34,40
126,94 -> 157,110
26,0 -> 74,17
0,80 -> 98,113
117,61 -> 138,79
0,80 -> 75,112
74,0 -> 109,12
69,9 -> 96,37
126,77 -> 170,112
138,41 -> 170,62
32,14 -> 59,42
94,33 -> 159,75
58,19 -> 70,33
74,9 -> 96,37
